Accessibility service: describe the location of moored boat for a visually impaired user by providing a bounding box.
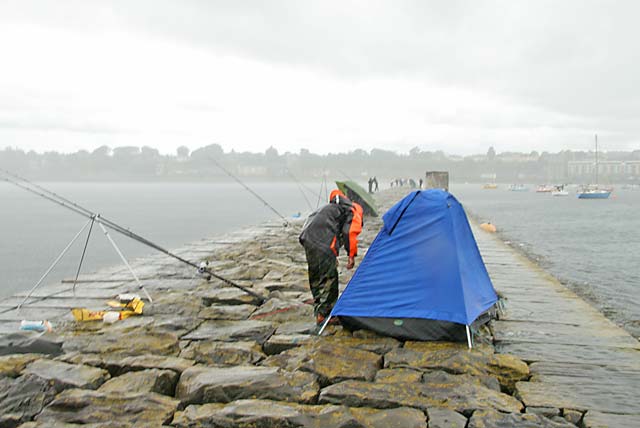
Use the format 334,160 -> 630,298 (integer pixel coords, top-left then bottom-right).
535,184 -> 554,193
551,185 -> 569,196
577,134 -> 611,200
508,184 -> 528,192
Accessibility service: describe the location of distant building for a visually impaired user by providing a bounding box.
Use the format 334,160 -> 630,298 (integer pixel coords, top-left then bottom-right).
237,165 -> 268,176
568,160 -> 640,180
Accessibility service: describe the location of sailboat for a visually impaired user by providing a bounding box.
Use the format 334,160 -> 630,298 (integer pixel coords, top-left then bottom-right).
577,134 -> 611,199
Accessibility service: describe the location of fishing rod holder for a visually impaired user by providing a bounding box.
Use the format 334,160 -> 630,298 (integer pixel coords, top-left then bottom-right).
16,214 -> 153,313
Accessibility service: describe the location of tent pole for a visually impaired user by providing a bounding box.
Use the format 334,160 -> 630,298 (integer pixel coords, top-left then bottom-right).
317,316 -> 331,336
466,325 -> 473,349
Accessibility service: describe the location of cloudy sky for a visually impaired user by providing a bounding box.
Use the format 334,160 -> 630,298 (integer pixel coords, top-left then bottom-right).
1,0 -> 638,155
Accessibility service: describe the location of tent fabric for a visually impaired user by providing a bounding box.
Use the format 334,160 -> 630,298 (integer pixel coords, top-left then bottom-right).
330,189 -> 497,327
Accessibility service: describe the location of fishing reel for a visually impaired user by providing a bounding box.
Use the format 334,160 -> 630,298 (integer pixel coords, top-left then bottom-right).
198,261 -> 212,281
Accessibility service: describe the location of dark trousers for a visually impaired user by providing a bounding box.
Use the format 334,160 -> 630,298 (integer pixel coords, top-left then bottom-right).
303,246 -> 339,317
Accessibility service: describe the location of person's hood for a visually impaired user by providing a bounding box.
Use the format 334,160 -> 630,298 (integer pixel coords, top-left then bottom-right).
329,189 -> 346,203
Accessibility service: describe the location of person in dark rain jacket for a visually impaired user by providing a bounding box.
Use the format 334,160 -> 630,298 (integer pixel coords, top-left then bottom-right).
299,189 -> 363,325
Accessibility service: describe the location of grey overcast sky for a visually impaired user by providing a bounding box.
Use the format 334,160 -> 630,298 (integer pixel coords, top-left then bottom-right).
1,0 -> 639,155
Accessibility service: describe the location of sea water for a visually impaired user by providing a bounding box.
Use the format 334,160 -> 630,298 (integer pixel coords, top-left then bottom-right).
451,183 -> 640,338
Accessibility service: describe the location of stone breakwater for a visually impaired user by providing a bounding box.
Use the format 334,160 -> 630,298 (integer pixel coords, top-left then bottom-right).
0,189 -> 636,427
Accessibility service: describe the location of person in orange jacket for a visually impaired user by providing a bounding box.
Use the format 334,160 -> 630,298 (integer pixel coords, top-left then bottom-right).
299,189 -> 363,325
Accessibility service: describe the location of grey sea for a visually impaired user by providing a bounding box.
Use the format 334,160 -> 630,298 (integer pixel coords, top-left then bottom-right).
451,183 -> 640,338
1,181 -> 638,338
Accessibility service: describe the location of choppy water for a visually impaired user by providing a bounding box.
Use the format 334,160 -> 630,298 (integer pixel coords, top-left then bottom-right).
451,183 -> 640,338
2,181 -> 638,338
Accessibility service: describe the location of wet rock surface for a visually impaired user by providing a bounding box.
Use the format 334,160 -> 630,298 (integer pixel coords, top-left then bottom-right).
1,189 -> 638,426
262,341 -> 382,384
179,340 -> 266,366
468,408 -> 575,427
23,359 -> 110,391
35,389 -> 179,425
175,365 -> 319,406
182,319 -> 275,343
172,399 -> 427,428
0,354 -> 41,378
98,368 -> 178,395
0,375 -> 57,427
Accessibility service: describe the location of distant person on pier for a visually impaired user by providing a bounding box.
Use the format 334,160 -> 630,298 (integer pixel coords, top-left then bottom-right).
299,189 -> 364,325
373,176 -> 379,192
368,177 -> 374,194
419,178 -> 424,189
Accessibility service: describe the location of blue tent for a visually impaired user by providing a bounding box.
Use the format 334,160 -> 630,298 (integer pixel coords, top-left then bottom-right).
329,189 -> 498,342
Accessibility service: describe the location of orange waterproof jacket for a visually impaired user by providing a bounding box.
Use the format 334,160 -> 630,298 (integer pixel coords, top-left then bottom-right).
299,192 -> 363,258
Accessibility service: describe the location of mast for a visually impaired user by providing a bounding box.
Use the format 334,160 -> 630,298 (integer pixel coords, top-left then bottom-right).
595,134 -> 598,186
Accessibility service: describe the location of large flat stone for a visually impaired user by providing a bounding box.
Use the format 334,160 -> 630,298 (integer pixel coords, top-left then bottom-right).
201,287 -> 263,306
262,341 -> 382,384
263,334 -> 315,355
385,342 -> 528,392
0,354 -> 42,378
179,341 -> 266,366
249,298 -> 313,322
427,408 -> 467,428
325,335 -> 402,355
176,365 -> 319,406
275,321 -> 317,335
319,377 -> 523,414
24,359 -> 110,391
182,320 -> 275,344
98,368 -> 178,396
198,304 -> 256,320
172,399 -> 427,428
374,368 -> 423,384
468,408 -> 575,428
35,389 -> 179,425
0,375 -> 57,427
144,291 -> 204,318
62,330 -> 180,356
58,352 -> 195,376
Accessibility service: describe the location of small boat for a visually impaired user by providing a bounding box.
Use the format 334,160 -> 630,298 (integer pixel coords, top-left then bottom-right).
336,180 -> 379,216
483,183 -> 498,189
577,186 -> 611,199
551,185 -> 569,196
577,134 -> 611,200
508,184 -> 528,192
535,185 -> 554,193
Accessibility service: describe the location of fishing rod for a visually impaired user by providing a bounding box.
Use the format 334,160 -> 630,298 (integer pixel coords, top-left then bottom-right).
1,170 -> 266,304
285,169 -> 316,211
209,156 -> 290,226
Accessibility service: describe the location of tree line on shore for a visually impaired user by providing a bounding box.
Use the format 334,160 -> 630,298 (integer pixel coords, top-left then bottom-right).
2,144 -> 640,183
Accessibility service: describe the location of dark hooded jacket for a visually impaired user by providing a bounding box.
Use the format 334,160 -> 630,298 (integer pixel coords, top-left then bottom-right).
299,193 -> 363,258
